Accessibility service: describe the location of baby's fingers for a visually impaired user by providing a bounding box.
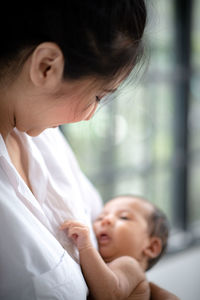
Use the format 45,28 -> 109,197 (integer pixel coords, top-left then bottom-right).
59,221 -> 71,230
60,221 -> 92,250
68,226 -> 91,249
68,226 -> 81,239
60,220 -> 85,230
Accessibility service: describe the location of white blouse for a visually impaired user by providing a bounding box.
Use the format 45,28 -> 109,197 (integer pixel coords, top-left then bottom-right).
0,127 -> 102,300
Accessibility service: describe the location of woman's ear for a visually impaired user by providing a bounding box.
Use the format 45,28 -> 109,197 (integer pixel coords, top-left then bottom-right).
29,42 -> 64,90
143,237 -> 162,259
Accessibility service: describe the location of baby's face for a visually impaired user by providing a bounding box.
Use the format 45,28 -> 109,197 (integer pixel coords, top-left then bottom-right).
93,196 -> 154,262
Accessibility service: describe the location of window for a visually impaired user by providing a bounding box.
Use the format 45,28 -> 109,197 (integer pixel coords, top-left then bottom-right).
61,0 -> 200,252
189,0 -> 200,237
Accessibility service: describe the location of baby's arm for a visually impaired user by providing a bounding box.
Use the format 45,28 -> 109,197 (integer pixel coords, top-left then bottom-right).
60,220 -> 147,300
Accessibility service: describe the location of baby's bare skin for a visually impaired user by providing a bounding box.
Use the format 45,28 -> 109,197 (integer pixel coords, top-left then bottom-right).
61,220 -> 150,300
61,197 -> 180,300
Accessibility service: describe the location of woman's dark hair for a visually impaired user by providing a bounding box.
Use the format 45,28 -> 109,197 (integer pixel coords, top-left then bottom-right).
0,1 -> 147,82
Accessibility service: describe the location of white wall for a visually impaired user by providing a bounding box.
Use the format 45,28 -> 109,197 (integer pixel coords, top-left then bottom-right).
147,244 -> 200,300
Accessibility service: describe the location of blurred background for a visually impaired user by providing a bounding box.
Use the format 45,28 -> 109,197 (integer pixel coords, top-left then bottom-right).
61,1 -> 200,299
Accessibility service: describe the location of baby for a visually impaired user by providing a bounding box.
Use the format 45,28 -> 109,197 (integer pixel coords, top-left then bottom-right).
60,195 -> 169,300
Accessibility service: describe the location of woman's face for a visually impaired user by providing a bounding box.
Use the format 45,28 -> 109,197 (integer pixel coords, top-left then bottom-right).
15,78 -> 105,136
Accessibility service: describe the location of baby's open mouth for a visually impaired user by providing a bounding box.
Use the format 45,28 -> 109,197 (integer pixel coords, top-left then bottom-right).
98,233 -> 111,245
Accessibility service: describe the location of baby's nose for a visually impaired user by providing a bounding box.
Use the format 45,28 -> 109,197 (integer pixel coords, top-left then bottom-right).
101,215 -> 114,226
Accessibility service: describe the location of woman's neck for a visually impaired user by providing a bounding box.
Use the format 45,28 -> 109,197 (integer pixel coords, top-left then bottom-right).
0,89 -> 16,141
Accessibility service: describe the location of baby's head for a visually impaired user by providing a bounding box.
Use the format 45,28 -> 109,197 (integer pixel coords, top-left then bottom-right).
93,195 -> 169,271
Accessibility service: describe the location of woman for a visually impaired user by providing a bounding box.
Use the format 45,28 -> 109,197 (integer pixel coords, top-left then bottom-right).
0,2 -> 179,299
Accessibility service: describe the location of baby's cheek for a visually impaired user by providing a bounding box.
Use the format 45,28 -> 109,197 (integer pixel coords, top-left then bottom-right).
117,226 -> 131,241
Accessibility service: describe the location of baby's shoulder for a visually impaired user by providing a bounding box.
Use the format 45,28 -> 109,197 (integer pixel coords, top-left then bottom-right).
108,256 -> 143,271
108,256 -> 150,300
108,256 -> 146,281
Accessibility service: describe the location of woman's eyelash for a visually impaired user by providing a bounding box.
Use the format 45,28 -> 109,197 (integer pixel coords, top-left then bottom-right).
96,96 -> 101,102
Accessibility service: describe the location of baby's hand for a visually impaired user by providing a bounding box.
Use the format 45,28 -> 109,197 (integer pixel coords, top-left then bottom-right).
60,221 -> 92,251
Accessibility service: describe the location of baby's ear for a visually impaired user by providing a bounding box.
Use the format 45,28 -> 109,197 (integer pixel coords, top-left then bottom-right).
143,237 -> 162,259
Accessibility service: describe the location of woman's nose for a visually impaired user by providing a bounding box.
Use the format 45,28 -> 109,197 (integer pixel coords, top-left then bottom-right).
85,102 -> 98,121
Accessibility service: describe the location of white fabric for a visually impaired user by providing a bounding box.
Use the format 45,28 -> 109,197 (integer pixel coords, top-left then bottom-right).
0,127 -> 103,300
